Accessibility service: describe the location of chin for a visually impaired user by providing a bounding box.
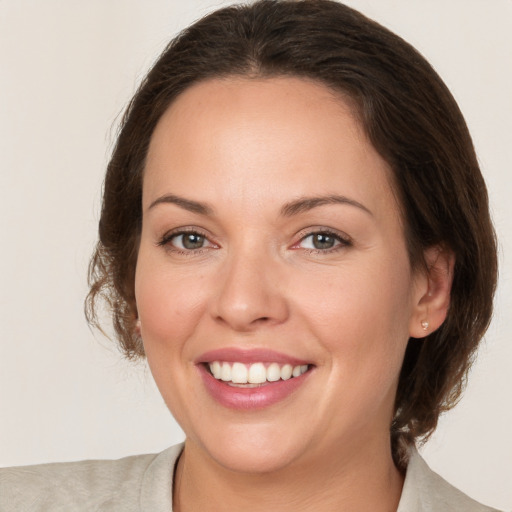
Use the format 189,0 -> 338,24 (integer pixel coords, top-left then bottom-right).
192,424 -> 310,474
209,444 -> 301,475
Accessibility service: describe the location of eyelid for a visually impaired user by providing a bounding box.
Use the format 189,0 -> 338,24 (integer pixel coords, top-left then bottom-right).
157,226 -> 219,251
291,227 -> 352,251
156,225 -> 351,254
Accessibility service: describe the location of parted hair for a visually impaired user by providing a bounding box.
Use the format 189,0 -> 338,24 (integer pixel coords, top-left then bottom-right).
86,0 -> 497,467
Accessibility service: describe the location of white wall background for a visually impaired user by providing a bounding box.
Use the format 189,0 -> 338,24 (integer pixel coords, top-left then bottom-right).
0,1 -> 510,509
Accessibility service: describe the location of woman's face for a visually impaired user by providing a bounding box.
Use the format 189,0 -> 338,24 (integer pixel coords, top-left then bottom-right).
135,77 -> 426,473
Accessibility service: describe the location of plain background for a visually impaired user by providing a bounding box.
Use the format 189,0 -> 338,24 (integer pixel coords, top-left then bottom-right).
0,0 -> 510,509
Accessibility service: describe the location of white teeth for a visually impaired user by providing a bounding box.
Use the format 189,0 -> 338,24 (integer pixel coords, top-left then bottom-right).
231,362 -> 248,384
211,361 -> 222,379
208,361 -> 309,384
281,364 -> 293,380
221,362 -> 231,381
267,363 -> 281,382
248,362 -> 267,384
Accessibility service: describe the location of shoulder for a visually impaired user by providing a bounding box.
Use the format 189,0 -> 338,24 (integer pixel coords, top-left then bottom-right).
0,444 -> 183,512
398,447 -> 503,512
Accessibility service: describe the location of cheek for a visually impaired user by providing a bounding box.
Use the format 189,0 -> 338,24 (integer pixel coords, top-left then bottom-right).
134,257 -> 208,353
134,256 -> 210,425
297,256 -> 413,382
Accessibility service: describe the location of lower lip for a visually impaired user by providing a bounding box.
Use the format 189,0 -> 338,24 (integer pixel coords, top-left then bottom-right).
198,365 -> 311,410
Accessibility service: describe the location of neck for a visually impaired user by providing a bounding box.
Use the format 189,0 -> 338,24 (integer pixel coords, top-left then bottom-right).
173,435 -> 404,512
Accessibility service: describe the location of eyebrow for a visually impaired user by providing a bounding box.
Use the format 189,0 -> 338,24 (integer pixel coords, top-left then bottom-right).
147,193 -> 372,217
281,195 -> 373,217
148,194 -> 213,215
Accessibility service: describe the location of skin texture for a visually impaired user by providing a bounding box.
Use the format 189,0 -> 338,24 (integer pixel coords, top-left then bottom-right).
135,77 -> 453,511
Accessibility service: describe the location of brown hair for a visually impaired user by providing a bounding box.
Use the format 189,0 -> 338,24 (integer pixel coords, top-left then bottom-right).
86,0 -> 497,466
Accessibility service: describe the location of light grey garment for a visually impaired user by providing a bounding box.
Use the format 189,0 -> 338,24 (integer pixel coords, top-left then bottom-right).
0,443 -> 502,511
0,445 -> 180,512
396,449 -> 502,512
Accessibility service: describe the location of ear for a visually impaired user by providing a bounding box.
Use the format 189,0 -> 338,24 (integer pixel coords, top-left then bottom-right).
409,246 -> 455,339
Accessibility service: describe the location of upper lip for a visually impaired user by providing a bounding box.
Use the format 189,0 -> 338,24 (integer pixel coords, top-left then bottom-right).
196,348 -> 311,366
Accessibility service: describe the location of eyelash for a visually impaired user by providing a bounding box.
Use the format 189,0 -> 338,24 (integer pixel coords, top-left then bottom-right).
157,228 -> 352,255
293,228 -> 352,254
157,228 -> 215,256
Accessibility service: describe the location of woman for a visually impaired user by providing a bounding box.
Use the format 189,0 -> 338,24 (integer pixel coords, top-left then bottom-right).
0,0 -> 503,510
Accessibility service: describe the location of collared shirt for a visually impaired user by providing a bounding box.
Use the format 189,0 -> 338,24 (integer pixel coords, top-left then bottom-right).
0,443 -> 502,511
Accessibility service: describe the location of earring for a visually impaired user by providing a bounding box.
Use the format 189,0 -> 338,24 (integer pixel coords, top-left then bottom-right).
134,318 -> 141,336
421,320 -> 429,331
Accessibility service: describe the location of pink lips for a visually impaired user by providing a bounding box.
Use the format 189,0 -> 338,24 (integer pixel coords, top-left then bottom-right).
196,348 -> 312,410
197,348 -> 310,366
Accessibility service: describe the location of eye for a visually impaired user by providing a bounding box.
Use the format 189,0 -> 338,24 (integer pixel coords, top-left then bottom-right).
296,230 -> 351,252
173,232 -> 207,250
158,230 -> 216,252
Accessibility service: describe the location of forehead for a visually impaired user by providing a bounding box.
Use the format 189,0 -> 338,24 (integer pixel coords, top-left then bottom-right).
143,76 -> 399,221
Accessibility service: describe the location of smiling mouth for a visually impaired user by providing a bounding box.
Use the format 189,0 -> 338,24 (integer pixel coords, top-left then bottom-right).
206,361 -> 310,387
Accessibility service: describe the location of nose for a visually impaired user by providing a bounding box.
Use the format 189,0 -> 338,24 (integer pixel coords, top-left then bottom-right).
211,249 -> 289,332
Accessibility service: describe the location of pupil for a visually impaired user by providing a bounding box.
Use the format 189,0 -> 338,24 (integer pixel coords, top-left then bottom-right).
313,233 -> 335,249
183,234 -> 204,249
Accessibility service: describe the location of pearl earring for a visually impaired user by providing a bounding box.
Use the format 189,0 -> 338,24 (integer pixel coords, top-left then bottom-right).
421,320 -> 429,331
